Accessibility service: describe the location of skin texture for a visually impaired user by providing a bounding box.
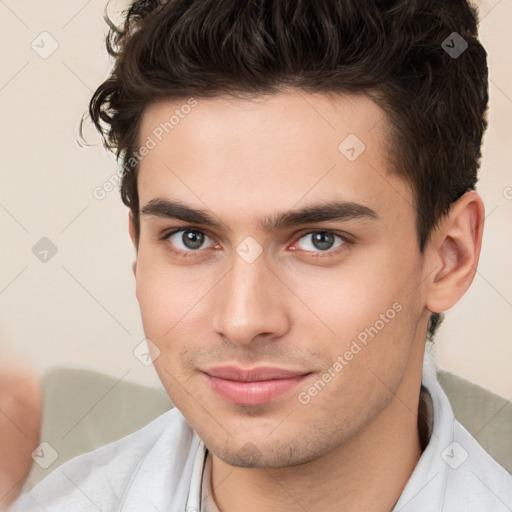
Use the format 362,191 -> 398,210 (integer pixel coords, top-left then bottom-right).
129,89 -> 484,511
0,358 -> 42,508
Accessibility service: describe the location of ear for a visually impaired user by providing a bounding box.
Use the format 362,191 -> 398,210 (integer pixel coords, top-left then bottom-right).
424,191 -> 485,314
128,210 -> 138,277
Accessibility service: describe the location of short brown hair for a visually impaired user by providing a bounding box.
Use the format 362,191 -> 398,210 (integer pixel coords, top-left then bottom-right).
86,0 -> 489,339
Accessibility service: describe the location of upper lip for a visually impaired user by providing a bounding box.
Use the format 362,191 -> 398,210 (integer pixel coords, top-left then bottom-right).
202,366 -> 311,382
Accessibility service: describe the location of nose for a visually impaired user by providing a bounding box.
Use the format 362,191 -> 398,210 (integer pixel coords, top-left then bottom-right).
210,248 -> 291,346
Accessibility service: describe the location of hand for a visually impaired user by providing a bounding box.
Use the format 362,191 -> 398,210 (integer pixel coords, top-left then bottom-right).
0,358 -> 42,509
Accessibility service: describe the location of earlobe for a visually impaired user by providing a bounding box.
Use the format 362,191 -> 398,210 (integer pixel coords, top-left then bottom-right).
425,191 -> 484,313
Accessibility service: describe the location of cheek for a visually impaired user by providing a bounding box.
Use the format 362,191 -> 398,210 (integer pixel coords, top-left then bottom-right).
292,253 -> 420,377
135,249 -> 202,336
136,274 -> 173,340
135,262 -> 201,404
134,252 -> 216,379
301,298 -> 417,427
284,254 -> 408,337
331,272 -> 422,398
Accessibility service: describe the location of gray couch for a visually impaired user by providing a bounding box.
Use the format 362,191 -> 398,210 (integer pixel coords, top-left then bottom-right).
22,368 -> 512,492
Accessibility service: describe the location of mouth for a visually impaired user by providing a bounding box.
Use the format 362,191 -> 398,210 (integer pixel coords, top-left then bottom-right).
202,365 -> 313,406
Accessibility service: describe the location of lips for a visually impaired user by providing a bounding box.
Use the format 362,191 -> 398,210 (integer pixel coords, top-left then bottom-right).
202,365 -> 312,406
204,365 -> 309,381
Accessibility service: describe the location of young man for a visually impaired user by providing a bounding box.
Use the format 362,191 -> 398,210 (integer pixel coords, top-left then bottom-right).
10,0 -> 512,510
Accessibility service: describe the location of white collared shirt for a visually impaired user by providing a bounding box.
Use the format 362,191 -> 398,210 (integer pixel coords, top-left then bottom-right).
10,356 -> 512,512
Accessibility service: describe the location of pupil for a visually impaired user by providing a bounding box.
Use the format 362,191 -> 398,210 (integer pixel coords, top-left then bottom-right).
183,230 -> 204,249
312,232 -> 334,250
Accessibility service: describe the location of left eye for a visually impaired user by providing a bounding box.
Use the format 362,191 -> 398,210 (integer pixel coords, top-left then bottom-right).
167,229 -> 216,251
295,231 -> 345,252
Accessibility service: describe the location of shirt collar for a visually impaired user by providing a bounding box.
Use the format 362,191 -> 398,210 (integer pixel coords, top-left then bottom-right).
391,350 -> 453,511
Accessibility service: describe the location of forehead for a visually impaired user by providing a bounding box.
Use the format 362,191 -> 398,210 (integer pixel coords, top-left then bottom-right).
136,90 -> 413,228
138,90 -> 388,163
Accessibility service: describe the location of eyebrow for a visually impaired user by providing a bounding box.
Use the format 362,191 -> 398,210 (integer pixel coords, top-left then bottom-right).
140,198 -> 378,232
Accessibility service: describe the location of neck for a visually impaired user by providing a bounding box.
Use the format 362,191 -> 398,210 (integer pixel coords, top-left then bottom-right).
209,370 -> 428,512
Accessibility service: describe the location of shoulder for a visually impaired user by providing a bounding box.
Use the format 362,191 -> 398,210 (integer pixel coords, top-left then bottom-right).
397,360 -> 512,512
441,419 -> 512,511
9,407 -> 196,512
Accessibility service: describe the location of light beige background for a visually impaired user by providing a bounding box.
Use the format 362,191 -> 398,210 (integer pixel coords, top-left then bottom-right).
1,0 -> 511,397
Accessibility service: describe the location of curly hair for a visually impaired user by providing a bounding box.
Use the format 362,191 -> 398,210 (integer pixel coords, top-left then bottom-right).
86,0 -> 489,340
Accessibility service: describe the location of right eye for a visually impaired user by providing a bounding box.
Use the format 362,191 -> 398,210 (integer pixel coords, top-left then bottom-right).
164,228 -> 218,256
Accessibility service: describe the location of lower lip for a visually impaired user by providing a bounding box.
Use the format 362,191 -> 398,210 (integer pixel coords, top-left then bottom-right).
204,374 -> 310,406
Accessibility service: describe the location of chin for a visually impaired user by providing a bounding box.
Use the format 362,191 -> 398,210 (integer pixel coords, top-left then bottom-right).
209,437 -> 325,469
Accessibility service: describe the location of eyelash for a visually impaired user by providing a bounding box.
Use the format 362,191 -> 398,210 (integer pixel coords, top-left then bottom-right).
160,227 -> 353,259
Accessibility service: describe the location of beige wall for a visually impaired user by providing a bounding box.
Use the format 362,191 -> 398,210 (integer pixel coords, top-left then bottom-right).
1,0 -> 511,398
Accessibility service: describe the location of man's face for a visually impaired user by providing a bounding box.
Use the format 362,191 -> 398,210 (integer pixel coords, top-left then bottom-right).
132,90 -> 429,467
